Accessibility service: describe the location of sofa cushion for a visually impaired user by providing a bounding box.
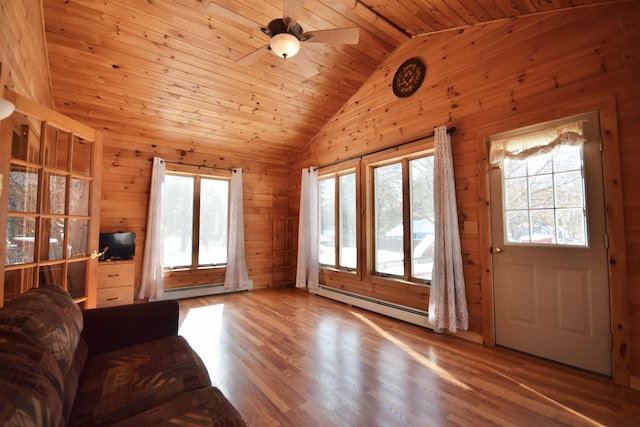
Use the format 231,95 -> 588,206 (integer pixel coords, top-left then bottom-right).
70,335 -> 211,426
110,387 -> 247,427
62,338 -> 88,425
0,285 -> 83,377
0,329 -> 65,426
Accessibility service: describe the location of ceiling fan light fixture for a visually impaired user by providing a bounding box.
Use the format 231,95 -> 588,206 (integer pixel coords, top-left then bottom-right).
270,33 -> 300,59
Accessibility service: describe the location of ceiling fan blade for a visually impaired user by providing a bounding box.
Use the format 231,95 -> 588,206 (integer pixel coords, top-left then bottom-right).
303,27 -> 360,45
206,2 -> 260,31
236,45 -> 270,66
283,0 -> 305,27
291,51 -> 319,78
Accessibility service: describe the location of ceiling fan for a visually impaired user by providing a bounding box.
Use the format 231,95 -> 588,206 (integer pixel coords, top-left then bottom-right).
206,0 -> 360,77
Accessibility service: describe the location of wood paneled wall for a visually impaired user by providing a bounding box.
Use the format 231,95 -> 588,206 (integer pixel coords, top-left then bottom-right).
289,3 -> 640,386
3,0 -> 640,389
99,134 -> 290,291
0,0 -> 52,106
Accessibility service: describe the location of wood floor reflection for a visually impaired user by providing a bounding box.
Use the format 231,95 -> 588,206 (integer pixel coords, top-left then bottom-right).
177,288 -> 640,427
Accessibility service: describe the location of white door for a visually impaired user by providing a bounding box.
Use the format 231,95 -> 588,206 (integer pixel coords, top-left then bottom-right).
490,112 -> 611,375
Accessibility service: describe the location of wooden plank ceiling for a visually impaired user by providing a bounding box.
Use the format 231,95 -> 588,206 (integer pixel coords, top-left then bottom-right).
42,0 -> 618,164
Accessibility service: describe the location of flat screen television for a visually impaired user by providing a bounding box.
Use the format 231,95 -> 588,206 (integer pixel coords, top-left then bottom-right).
98,232 -> 136,261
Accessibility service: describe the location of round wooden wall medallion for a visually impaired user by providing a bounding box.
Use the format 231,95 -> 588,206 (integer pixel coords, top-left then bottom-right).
392,58 -> 426,98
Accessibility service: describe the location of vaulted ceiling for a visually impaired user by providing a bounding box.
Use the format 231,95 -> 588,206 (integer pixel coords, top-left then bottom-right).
42,0 -> 617,164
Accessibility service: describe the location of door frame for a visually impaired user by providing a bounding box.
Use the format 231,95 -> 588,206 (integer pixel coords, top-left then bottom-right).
476,95 -> 629,386
0,87 -> 103,308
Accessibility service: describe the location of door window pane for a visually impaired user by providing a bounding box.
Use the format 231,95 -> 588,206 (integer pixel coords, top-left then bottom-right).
374,163 -> 403,275
39,264 -> 63,287
163,175 -> 194,267
6,217 -> 36,265
44,125 -> 70,170
69,178 -> 90,216
198,178 -> 228,265
557,208 -> 586,245
41,218 -> 65,261
67,261 -> 87,299
555,171 -> 583,207
4,268 -> 37,300
504,177 -> 528,210
528,174 -> 553,208
529,209 -> 556,243
11,113 -> 41,163
72,135 -> 92,176
47,173 -> 67,215
8,165 -> 39,213
506,210 -> 530,243
68,219 -> 89,258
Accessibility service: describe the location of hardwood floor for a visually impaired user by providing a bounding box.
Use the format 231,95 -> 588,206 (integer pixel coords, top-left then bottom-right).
177,288 -> 640,427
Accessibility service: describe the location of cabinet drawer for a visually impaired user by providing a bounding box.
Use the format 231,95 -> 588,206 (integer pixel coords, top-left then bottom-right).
97,286 -> 134,307
98,262 -> 135,289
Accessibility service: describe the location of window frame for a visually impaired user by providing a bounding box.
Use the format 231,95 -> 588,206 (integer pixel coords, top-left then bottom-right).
317,139 -> 434,287
162,166 -> 231,274
318,166 -> 358,272
366,147 -> 435,284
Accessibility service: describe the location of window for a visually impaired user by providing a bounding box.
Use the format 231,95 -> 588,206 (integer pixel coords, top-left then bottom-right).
163,172 -> 229,269
502,143 -> 587,246
372,155 -> 435,281
319,171 -> 357,269
317,144 -> 435,285
490,117 -> 589,247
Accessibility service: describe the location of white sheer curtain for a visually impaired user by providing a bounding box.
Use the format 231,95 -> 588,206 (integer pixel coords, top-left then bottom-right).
489,120 -> 585,165
138,157 -> 165,300
429,126 -> 469,333
224,168 -> 252,290
296,167 -> 319,289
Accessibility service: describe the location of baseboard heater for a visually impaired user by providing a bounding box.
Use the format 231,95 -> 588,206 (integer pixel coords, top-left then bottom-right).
310,285 -> 436,330
162,283 -> 251,300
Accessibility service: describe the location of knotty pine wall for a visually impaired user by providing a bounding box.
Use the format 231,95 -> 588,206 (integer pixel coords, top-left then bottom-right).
3,0 -> 640,388
1,0 -> 291,292
0,0 -> 52,106
289,2 -> 640,387
99,136 -> 290,290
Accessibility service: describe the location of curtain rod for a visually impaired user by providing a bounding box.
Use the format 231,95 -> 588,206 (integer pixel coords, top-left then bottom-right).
160,160 -> 235,172
316,127 -> 456,171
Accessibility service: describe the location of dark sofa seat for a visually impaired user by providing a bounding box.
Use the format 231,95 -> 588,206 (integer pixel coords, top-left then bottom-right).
0,285 -> 247,426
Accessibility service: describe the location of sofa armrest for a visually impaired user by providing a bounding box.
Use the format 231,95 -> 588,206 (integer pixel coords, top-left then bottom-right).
81,300 -> 179,357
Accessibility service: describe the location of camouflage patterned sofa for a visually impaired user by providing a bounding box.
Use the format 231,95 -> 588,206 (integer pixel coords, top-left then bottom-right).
0,285 -> 247,426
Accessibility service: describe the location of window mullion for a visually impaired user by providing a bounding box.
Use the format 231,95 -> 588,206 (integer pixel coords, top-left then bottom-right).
402,159 -> 411,280
192,176 -> 201,268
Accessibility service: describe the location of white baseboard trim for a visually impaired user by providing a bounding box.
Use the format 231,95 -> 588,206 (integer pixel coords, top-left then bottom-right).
310,285 -> 434,329
309,285 -> 483,344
